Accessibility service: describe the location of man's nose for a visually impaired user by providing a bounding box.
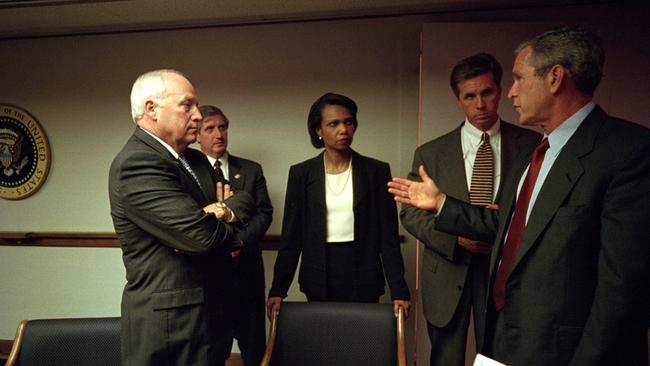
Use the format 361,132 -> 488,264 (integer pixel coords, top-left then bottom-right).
192,106 -> 202,121
507,84 -> 517,99
476,96 -> 485,109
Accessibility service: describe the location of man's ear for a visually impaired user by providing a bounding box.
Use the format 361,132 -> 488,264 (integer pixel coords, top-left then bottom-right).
144,100 -> 157,120
548,64 -> 565,94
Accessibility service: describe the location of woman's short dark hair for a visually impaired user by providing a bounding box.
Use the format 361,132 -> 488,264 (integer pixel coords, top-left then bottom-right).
307,92 -> 358,148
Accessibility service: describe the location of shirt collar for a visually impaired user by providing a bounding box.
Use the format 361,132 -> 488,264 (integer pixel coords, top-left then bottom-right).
139,127 -> 180,159
546,101 -> 595,156
205,151 -> 229,168
462,118 -> 501,147
218,151 -> 229,167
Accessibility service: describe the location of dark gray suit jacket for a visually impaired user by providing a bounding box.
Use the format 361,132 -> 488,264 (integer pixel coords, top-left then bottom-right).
269,150 -> 410,301
109,127 -> 253,366
400,121 -> 539,342
436,106 -> 650,365
227,154 -> 273,293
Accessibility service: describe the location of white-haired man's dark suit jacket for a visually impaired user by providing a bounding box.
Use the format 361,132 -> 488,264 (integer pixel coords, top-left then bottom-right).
109,127 -> 253,366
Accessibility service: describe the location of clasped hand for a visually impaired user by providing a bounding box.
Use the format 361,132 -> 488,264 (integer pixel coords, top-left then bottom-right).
203,182 -> 235,221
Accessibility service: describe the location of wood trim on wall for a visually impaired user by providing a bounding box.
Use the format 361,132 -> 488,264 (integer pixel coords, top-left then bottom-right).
0,232 -> 404,250
0,232 -> 282,250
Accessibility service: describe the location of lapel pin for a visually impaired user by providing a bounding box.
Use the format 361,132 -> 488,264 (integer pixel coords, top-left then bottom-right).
234,174 -> 241,179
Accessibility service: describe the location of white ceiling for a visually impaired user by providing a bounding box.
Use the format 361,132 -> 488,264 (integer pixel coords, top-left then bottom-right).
0,0 -> 607,39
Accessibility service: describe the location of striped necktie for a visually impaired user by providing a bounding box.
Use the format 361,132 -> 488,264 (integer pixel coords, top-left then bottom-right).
469,132 -> 494,205
178,154 -> 203,189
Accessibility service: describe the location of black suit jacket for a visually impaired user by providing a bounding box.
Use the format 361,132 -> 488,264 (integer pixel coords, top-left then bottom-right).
400,122 -> 539,333
109,127 -> 253,366
269,150 -> 410,301
436,106 -> 650,365
227,154 -> 273,293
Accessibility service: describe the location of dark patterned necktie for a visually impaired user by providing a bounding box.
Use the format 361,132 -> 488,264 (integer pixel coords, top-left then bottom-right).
469,132 -> 494,205
178,154 -> 202,189
493,138 -> 550,311
214,160 -> 226,183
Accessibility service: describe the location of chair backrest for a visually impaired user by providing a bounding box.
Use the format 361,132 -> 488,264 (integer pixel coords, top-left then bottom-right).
6,317 -> 121,366
262,301 -> 405,366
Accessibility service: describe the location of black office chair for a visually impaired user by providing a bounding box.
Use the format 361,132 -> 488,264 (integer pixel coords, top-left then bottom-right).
5,317 -> 120,366
261,301 -> 407,366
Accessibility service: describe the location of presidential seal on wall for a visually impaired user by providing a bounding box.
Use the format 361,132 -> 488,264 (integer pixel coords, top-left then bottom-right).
0,104 -> 51,200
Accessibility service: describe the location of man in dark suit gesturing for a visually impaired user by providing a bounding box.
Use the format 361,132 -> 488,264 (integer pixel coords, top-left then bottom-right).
390,28 -> 649,365
197,105 -> 273,366
109,69 -> 253,366
400,53 -> 539,365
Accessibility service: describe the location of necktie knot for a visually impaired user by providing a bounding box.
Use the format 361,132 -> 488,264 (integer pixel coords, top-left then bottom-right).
533,138 -> 550,155
481,132 -> 490,144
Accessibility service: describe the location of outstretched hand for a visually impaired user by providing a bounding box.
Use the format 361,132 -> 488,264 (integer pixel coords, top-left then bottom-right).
387,165 -> 445,212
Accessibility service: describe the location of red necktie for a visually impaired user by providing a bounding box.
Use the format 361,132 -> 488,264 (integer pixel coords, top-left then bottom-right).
493,138 -> 549,311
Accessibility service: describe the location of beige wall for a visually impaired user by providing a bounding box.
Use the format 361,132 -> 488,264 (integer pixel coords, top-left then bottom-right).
0,4 -> 647,364
0,15 -> 422,352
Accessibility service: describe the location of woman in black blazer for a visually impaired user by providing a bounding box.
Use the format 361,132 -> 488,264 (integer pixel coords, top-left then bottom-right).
267,92 -> 410,318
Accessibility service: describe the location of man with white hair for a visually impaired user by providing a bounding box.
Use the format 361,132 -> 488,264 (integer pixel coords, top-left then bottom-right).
109,69 -> 253,366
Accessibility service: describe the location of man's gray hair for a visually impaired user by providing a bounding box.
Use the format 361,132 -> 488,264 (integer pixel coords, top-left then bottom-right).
129,69 -> 185,123
516,27 -> 604,96
198,105 -> 230,130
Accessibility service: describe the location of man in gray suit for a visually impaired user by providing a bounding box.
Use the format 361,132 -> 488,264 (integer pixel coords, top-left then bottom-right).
390,27 -> 649,365
401,53 -> 539,365
109,69 -> 253,366
197,105 -> 273,366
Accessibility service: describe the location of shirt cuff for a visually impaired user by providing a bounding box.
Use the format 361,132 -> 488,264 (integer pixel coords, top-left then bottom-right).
434,194 -> 447,218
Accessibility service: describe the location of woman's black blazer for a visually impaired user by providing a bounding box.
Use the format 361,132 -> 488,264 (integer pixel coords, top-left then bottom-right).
269,150 -> 410,301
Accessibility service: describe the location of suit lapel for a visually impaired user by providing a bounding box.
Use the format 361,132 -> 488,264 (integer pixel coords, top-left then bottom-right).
439,125 -> 469,201
499,122 -> 529,200
227,156 -> 245,192
488,152 -> 530,275
192,161 -> 214,203
351,150 -> 366,209
307,152 -> 326,210
499,123 -> 516,186
510,108 -> 603,272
